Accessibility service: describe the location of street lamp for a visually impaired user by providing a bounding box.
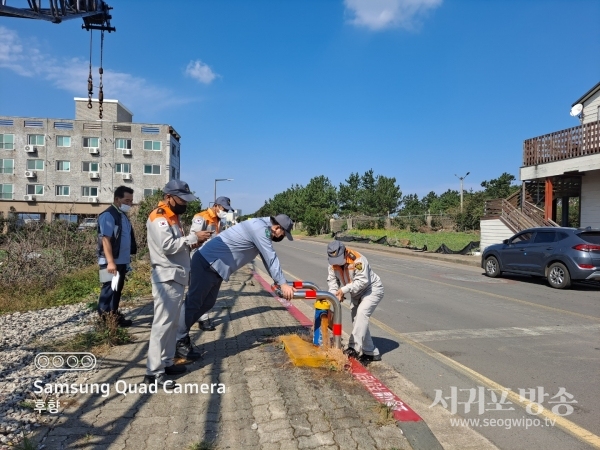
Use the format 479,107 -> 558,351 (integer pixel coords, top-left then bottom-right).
455,172 -> 470,213
214,178 -> 233,203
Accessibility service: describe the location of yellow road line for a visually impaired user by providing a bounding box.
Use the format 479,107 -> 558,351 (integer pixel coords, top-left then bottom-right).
278,264 -> 600,448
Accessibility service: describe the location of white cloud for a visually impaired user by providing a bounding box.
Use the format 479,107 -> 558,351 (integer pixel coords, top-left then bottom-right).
344,0 -> 443,31
185,60 -> 219,84
0,26 -> 191,112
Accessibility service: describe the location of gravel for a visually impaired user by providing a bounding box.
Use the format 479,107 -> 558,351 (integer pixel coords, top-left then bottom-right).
0,303 -> 103,449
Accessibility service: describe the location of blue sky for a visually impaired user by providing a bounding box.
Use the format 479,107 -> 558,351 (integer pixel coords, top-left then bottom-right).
1,0 -> 599,214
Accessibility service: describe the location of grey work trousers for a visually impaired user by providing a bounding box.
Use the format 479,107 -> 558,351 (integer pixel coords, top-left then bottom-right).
146,280 -> 185,376
349,285 -> 384,356
176,253 -> 222,341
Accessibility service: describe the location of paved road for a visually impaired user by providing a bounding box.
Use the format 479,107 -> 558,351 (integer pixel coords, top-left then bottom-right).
275,238 -> 600,450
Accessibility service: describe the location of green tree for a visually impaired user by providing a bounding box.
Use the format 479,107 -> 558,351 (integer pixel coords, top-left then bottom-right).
399,193 -> 424,216
338,172 -> 361,216
481,172 -> 520,199
373,174 -> 402,216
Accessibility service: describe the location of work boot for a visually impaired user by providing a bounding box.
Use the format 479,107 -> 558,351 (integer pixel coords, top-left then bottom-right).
143,373 -> 171,387
175,335 -> 202,360
343,347 -> 359,359
198,318 -> 216,331
359,354 -> 382,363
164,364 -> 187,375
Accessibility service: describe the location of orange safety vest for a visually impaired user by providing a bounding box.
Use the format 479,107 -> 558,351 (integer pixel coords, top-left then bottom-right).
193,208 -> 221,233
149,200 -> 183,233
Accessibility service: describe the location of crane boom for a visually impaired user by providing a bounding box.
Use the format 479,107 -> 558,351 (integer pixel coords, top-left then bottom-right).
0,0 -> 115,31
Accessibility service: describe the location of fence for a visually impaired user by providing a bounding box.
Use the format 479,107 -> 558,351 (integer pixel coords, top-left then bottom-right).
330,214 -> 456,233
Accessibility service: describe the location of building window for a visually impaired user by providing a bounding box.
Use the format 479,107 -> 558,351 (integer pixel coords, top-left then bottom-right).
26,184 -> 44,195
26,159 -> 44,171
56,136 -> 71,147
115,138 -> 132,150
0,159 -> 14,174
55,185 -> 70,196
0,184 -> 13,199
82,161 -> 99,172
83,137 -> 99,148
171,144 -> 176,156
56,160 -> 70,171
144,164 -> 161,175
28,135 -> 45,146
82,186 -> 98,197
143,140 -> 161,151
0,134 -> 15,150
144,188 -> 159,198
115,163 -> 131,174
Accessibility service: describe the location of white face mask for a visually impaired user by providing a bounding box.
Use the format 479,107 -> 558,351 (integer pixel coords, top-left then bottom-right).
217,210 -> 227,219
120,204 -> 131,213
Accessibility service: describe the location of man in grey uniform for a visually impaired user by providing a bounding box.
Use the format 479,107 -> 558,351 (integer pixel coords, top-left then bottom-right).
326,240 -> 384,363
175,214 -> 296,359
144,180 -> 212,384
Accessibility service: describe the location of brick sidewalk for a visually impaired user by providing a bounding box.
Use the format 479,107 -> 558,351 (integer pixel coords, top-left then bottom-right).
36,267 -> 411,450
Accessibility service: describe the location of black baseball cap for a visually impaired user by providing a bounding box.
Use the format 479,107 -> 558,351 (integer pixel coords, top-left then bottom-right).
327,240 -> 346,265
270,214 -> 294,241
163,180 -> 197,202
215,196 -> 233,211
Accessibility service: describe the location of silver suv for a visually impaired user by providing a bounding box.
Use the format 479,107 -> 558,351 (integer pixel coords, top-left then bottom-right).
482,227 -> 600,289
77,217 -> 98,231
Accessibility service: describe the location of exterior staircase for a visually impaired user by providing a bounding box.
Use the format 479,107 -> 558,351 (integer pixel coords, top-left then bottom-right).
480,190 -> 558,251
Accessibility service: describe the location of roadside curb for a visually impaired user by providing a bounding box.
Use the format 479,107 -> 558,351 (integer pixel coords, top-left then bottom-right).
298,235 -> 482,268
252,270 -> 445,450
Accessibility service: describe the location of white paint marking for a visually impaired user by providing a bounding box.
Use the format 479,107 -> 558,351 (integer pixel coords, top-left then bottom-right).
402,324 -> 600,342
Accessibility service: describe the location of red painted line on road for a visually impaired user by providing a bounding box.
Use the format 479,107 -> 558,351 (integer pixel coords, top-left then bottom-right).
252,271 -> 312,327
349,358 -> 422,422
252,271 -> 423,423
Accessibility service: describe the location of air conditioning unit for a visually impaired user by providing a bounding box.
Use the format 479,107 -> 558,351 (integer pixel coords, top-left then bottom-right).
88,147 -> 100,155
24,145 -> 35,153
88,197 -> 99,203
24,195 -> 35,201
25,170 -> 36,178
89,172 -> 100,179
123,173 -> 133,180
123,149 -> 132,156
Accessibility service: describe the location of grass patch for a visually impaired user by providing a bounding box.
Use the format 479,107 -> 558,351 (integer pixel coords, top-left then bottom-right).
13,436 -> 37,450
374,402 -> 396,425
345,229 -> 480,252
37,314 -> 133,356
0,258 -> 152,315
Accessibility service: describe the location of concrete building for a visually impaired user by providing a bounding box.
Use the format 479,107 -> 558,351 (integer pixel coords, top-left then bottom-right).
0,98 -> 181,222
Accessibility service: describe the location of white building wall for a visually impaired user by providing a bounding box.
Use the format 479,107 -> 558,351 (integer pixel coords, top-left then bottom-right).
480,219 -> 515,252
582,90 -> 600,124
581,169 -> 600,228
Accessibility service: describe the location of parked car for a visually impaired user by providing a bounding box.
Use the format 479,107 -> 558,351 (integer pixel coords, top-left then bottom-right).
77,217 -> 98,231
482,227 -> 600,289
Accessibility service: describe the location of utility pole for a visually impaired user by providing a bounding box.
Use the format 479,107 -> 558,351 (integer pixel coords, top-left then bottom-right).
455,172 -> 470,213
214,178 -> 233,203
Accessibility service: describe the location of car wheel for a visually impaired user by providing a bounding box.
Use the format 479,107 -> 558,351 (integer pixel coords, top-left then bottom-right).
484,256 -> 501,278
547,262 -> 571,289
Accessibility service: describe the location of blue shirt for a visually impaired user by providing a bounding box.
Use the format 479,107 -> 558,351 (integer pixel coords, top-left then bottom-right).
98,207 -> 132,265
199,217 -> 286,284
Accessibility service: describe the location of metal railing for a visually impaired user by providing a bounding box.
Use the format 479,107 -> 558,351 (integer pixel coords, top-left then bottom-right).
274,281 -> 342,349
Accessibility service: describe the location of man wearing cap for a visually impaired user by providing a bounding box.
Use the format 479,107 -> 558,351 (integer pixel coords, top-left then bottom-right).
175,214 -> 296,359
326,240 -> 384,363
187,196 -> 234,331
144,180 -> 213,385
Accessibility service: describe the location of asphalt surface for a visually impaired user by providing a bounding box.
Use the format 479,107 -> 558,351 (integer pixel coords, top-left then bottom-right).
274,237 -> 600,450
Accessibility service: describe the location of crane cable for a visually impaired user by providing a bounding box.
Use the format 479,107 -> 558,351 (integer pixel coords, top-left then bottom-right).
87,30 -> 93,109
98,30 -> 105,119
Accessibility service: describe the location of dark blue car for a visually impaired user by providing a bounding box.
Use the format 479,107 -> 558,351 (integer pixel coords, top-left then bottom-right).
482,227 -> 600,289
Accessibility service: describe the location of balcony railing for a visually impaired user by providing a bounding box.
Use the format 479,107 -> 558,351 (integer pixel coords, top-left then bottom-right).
523,121 -> 600,167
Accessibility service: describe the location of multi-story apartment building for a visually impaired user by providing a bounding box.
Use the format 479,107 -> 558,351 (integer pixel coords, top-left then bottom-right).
0,98 -> 181,222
